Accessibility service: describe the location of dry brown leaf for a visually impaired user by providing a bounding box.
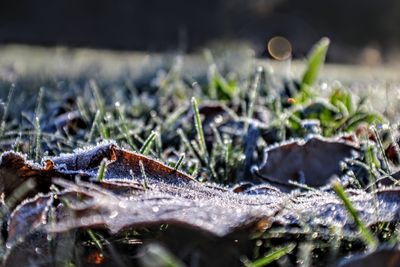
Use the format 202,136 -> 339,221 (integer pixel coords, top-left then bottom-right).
0,152 -> 60,201
0,142 -> 194,206
7,193 -> 53,244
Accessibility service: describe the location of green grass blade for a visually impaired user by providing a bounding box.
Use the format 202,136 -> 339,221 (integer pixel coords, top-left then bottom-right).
173,154 -> 185,171
140,131 -> 157,155
139,160 -> 149,189
96,158 -> 107,182
87,229 -> 104,253
302,37 -> 330,87
331,180 -> 377,249
245,243 -> 296,267
88,110 -> 101,142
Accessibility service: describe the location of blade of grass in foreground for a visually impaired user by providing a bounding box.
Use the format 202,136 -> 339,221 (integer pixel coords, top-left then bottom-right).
96,158 -> 107,182
245,243 -> 296,267
0,84 -> 15,139
301,37 -> 330,88
140,131 -> 157,155
33,87 -> 44,161
331,180 -> 377,250
173,154 -> 185,171
298,37 -> 330,102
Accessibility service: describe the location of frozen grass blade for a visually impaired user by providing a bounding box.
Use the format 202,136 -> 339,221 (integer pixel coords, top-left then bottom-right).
139,160 -> 149,189
90,79 -> 105,116
191,97 -> 207,156
90,109 -> 109,140
34,116 -> 41,162
88,110 -> 101,142
0,84 -> 14,139
173,154 -> 185,171
244,243 -> 296,267
116,102 -> 137,150
371,125 -> 391,174
33,87 -> 44,161
76,96 -> 91,123
34,87 -> 44,118
245,66 -> 262,133
155,128 -> 163,158
190,161 -> 199,178
140,131 -> 157,155
331,180 -> 377,250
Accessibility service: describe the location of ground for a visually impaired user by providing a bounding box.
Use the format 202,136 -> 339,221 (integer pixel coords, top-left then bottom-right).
0,41 -> 400,267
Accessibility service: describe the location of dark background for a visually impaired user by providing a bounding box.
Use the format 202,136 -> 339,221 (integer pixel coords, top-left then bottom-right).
0,0 -> 399,63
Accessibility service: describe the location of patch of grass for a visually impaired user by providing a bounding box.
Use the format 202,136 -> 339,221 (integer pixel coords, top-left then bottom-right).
0,39 -> 397,266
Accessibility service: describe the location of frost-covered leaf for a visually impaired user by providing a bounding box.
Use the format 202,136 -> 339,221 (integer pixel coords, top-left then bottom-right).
251,136 -> 359,191
0,151 -> 60,206
42,180 -> 400,238
7,193 -> 53,244
49,178 -> 284,237
0,142 -> 193,205
4,143 -> 400,267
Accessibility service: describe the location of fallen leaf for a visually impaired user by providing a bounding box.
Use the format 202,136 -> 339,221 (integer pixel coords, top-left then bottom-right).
4,143 -> 400,267
251,136 -> 359,191
48,178 -> 284,237
7,193 -> 53,244
0,142 -> 193,206
0,151 -> 60,205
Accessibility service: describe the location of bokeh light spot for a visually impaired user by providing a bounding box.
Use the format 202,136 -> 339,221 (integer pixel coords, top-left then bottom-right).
267,36 -> 292,60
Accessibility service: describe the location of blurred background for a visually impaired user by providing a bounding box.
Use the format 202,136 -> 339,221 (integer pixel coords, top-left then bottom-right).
0,0 -> 399,64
